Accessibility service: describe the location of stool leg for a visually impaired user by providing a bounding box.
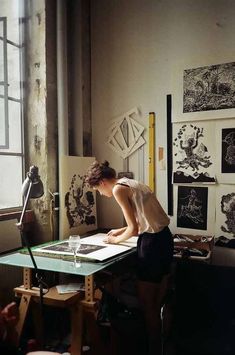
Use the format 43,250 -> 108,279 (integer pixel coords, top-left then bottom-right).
70,302 -> 83,355
15,294 -> 32,346
31,302 -> 44,348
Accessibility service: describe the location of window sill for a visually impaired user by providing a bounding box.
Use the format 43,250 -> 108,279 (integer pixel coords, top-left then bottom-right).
0,210 -> 34,223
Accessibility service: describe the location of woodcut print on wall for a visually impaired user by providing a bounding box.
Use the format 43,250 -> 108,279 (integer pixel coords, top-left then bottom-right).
65,174 -> 96,228
173,122 -> 215,183
177,186 -> 208,230
60,156 -> 97,239
216,185 -> 235,242
183,62 -> 235,113
221,128 -> 235,173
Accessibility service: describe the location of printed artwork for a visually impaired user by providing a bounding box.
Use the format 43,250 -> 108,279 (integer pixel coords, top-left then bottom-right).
173,122 -> 215,183
41,242 -> 106,255
60,156 -> 97,239
177,186 -> 208,230
216,185 -> 235,241
183,62 -> 235,113
215,119 -> 235,183
221,128 -> 235,173
65,174 -> 96,228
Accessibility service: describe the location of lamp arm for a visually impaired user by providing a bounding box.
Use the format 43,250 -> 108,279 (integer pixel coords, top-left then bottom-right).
16,180 -> 38,273
18,180 -> 33,229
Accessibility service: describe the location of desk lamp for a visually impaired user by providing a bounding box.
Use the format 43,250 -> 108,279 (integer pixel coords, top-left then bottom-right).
16,166 -> 48,313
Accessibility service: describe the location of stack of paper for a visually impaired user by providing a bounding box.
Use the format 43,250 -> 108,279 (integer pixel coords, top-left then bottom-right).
56,283 -> 85,294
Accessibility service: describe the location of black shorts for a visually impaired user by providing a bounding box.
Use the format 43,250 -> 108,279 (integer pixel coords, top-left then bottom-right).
137,226 -> 174,283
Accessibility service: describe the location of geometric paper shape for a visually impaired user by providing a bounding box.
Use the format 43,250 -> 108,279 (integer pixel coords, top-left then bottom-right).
106,107 -> 146,159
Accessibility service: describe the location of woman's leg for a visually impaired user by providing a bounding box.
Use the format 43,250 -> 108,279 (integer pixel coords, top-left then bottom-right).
138,275 -> 169,355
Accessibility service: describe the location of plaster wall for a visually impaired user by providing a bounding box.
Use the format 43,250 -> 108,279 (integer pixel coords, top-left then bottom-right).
90,0 -> 235,231
25,0 -> 57,244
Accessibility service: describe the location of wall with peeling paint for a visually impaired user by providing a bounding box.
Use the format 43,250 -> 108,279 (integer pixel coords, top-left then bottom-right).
25,0 -> 58,244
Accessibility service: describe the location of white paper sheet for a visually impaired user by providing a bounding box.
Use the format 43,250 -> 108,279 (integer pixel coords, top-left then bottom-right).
34,233 -> 138,262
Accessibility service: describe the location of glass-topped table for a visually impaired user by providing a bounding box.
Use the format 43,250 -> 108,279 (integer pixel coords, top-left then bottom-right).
0,248 -> 135,276
0,247 -> 136,355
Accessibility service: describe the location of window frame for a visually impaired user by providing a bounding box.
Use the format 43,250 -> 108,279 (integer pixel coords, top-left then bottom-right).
0,2 -> 25,213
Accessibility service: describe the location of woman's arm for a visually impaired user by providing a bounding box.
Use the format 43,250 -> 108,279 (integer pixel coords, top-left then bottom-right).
104,185 -> 138,244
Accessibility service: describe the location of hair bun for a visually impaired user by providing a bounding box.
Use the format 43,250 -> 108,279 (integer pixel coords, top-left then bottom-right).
102,160 -> 110,168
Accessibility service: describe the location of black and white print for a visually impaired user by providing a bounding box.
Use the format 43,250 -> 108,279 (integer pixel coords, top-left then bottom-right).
215,119 -> 235,183
65,174 -> 96,229
183,62 -> 235,113
177,186 -> 208,230
173,122 -> 215,183
216,185 -> 235,240
221,128 -> 235,173
61,156 -> 97,239
41,241 -> 106,255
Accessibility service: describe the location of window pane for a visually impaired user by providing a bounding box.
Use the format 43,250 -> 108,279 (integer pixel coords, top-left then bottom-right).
0,155 -> 23,209
0,100 -> 22,153
0,18 -> 7,147
0,99 -> 6,146
0,20 -> 3,96
8,44 -> 20,99
1,0 -> 20,44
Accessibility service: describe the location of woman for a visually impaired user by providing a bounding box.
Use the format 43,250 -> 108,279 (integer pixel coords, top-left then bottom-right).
86,160 -> 174,355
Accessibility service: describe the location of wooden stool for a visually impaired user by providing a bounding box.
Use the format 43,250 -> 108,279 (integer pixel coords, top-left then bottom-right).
14,268 -> 83,355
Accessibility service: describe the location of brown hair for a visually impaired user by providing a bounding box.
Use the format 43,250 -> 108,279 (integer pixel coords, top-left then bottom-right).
86,160 -> 116,187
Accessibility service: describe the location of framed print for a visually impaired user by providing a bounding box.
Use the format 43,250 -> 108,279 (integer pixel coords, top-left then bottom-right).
215,185 -> 235,240
172,121 -> 216,183
215,119 -> 235,183
60,156 -> 97,239
172,184 -> 216,236
172,61 -> 235,122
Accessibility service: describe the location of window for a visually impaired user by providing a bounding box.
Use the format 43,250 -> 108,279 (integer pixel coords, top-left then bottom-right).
0,0 -> 25,210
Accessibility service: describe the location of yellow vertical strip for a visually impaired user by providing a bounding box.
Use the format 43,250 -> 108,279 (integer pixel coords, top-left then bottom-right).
149,112 -> 155,192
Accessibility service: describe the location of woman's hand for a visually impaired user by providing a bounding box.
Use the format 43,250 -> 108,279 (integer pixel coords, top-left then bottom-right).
107,228 -> 124,237
103,235 -> 119,244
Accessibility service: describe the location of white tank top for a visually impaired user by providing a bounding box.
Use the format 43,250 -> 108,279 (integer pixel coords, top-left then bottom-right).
116,177 -> 170,234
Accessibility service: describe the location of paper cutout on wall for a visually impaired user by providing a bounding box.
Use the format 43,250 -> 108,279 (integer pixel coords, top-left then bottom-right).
173,121 -> 216,183
106,108 -> 145,159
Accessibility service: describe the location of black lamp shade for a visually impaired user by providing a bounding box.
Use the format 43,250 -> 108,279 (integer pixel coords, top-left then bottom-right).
22,165 -> 44,199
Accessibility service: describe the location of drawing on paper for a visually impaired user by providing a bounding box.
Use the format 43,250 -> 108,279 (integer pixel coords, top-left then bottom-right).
177,186 -> 208,230
106,107 -> 145,159
65,174 -> 96,229
221,128 -> 235,173
173,123 -> 215,183
183,62 -> 235,113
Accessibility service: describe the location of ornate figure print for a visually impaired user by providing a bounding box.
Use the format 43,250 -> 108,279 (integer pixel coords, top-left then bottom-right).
177,186 -> 208,230
173,123 -> 215,183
